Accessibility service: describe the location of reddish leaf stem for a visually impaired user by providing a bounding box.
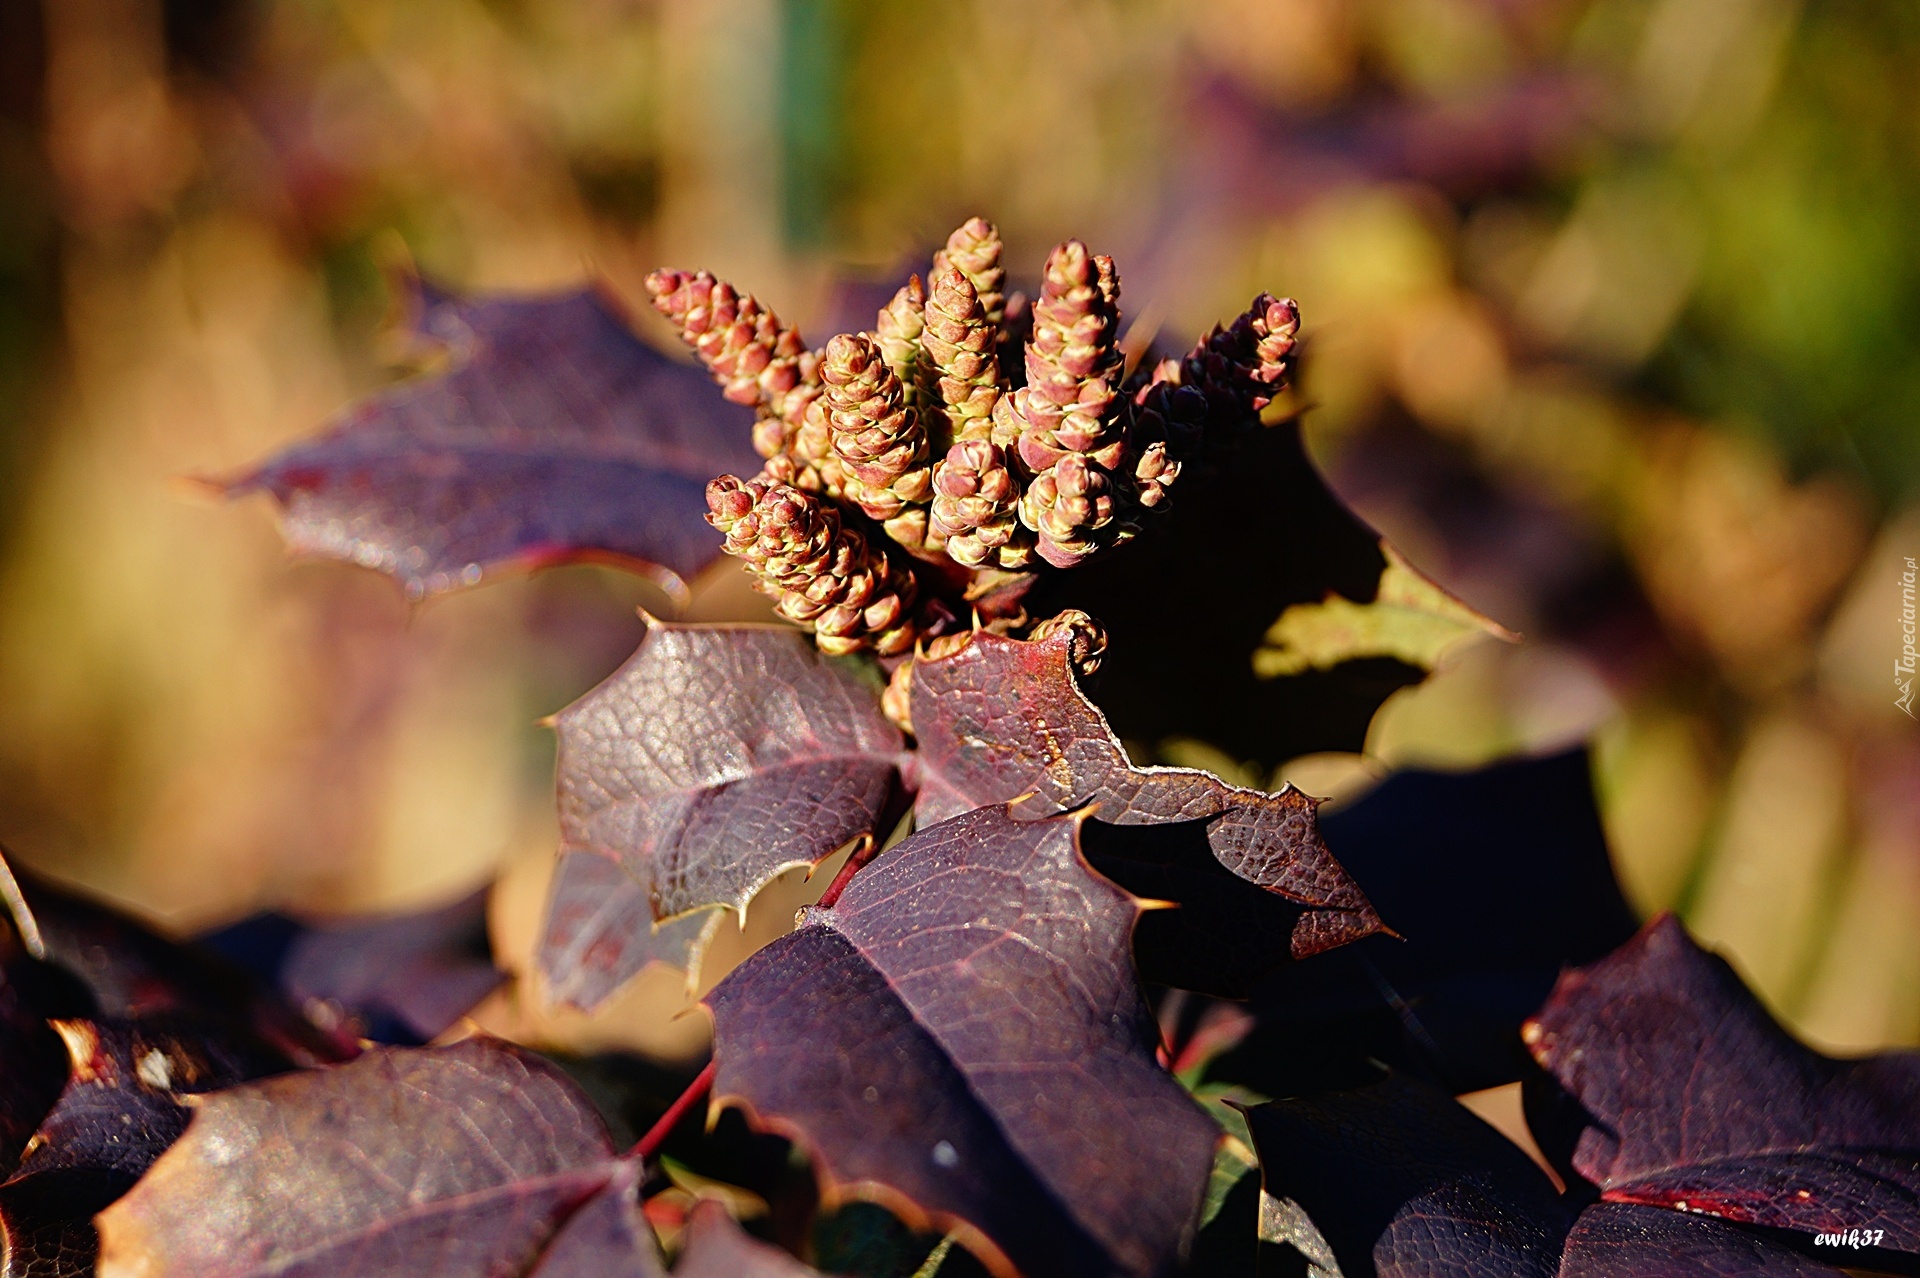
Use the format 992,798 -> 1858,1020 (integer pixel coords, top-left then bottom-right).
632,829 -> 889,1167
634,1060 -> 716,1162
815,836 -> 883,910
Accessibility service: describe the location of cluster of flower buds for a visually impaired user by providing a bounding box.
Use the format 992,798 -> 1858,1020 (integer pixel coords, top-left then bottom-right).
1029,608 -> 1108,679
1122,291 -> 1300,512
645,270 -> 836,493
874,276 -> 927,399
704,475 -> 916,656
923,257 -> 1028,568
923,265 -> 1002,442
816,333 -> 934,550
648,219 -> 1300,654
1182,292 -> 1302,431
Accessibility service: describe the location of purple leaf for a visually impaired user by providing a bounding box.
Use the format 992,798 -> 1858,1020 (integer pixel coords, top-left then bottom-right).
201,889 -> 504,1044
220,280 -> 759,600
1239,1071 -> 1849,1277
1241,1071 -> 1572,1278
526,1162 -> 667,1278
676,1200 -> 822,1277
1220,748 -> 1640,1094
0,1017 -> 288,1277
704,805 -> 1219,1278
7,866 -> 352,1067
1525,914 -> 1920,1261
538,852 -> 723,1010
908,628 -> 1382,986
96,1038 -> 653,1277
1557,1204 -> 1847,1278
552,620 -> 903,959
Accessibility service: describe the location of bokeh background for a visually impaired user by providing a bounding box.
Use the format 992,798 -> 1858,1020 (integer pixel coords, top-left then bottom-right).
0,0 -> 1915,1063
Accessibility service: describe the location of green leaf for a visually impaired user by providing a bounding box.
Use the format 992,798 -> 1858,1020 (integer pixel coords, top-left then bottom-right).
1254,542 -> 1514,678
1200,1136 -> 1260,1233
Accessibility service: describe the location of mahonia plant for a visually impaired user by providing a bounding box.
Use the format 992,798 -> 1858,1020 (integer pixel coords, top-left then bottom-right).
646,219 -> 1300,656
0,216 -> 1903,1278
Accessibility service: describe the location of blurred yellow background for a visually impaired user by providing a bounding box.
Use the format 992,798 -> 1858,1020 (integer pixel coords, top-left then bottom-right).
0,0 -> 1914,1062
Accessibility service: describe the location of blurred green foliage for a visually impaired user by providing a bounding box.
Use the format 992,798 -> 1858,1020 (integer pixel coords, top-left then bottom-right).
1635,2 -> 1920,499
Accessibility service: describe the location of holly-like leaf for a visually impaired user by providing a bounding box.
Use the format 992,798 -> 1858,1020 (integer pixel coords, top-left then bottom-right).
908,628 -> 1383,987
4,866 -> 352,1067
1253,541 -> 1514,678
1034,425 -> 1505,766
1241,1071 -> 1572,1278
1218,749 -> 1639,1094
527,1162 -> 666,1278
0,1018 -> 288,1277
199,889 -> 503,1044
704,805 -> 1220,1278
1240,1072 -> 1849,1278
1524,914 -> 1920,1263
538,852 -> 724,1010
219,279 -> 759,600
553,620 -> 903,942
96,1038 -> 654,1277
677,1199 -> 822,1277
1556,1204 -> 1846,1278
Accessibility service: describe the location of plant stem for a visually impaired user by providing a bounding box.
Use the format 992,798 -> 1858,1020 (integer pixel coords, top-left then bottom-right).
633,825 -> 893,1167
815,835 -> 882,909
634,1060 -> 717,1162
910,1235 -> 958,1278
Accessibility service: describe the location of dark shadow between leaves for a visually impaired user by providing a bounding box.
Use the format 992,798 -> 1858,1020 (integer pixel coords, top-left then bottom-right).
1082,817 -> 1314,998
1035,424 -> 1428,766
1209,748 -> 1638,1096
